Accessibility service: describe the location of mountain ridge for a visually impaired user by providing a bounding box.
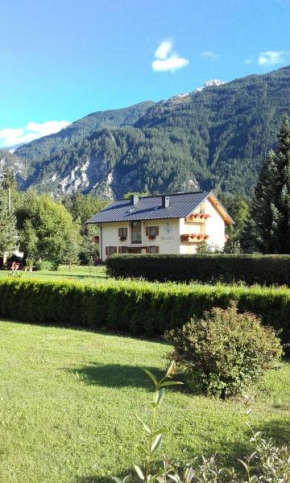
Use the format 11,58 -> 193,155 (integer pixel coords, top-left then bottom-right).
5,65 -> 290,198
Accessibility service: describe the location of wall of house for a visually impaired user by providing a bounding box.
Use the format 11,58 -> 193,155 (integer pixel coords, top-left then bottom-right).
100,219 -> 181,260
143,219 -> 181,254
179,199 -> 226,254
203,199 -> 226,250
99,222 -> 128,260
99,199 -> 227,260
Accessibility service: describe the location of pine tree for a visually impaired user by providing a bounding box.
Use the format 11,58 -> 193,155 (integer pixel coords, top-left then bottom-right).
250,115 -> 290,253
0,188 -> 18,255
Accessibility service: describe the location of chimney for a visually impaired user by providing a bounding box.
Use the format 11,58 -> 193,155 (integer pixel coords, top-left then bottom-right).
131,194 -> 139,206
162,195 -> 170,208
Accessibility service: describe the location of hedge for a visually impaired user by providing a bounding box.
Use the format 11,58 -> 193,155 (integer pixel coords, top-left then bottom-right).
0,278 -> 289,353
106,254 -> 290,286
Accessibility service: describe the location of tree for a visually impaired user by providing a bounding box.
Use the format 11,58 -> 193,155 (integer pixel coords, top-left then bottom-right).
249,115 -> 290,253
218,192 -> 250,253
1,168 -> 18,191
62,192 -> 108,235
19,219 -> 38,259
0,188 -> 18,255
17,192 -> 80,264
63,193 -> 108,263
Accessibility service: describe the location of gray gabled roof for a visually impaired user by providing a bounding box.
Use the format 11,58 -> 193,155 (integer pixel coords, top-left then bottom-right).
87,191 -> 216,224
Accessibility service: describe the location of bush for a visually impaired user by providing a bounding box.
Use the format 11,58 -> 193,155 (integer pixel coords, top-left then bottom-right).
0,279 -> 289,353
106,254 -> 290,286
34,260 -> 58,271
25,258 -> 34,270
166,302 -> 282,398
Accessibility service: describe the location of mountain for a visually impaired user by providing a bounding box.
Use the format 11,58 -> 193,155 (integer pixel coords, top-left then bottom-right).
15,101 -> 155,165
13,66 -> 290,198
0,150 -> 26,183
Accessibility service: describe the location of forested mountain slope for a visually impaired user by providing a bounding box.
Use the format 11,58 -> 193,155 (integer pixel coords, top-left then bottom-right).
15,66 -> 290,198
15,101 -> 154,165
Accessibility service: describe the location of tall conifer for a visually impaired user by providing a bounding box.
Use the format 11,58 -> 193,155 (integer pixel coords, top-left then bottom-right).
0,188 -> 18,255
251,115 -> 290,253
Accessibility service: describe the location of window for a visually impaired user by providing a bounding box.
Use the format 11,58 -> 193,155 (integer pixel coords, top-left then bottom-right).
131,221 -> 141,244
105,246 -> 117,256
118,246 -> 129,254
146,246 -> 159,254
118,227 -> 128,238
146,226 -> 159,237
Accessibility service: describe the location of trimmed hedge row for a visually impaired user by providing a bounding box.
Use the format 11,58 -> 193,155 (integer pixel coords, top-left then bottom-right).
0,278 -> 289,352
106,254 -> 290,286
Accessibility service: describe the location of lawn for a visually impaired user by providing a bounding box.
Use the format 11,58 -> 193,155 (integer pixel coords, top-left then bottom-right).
0,321 -> 289,482
0,265 -> 108,283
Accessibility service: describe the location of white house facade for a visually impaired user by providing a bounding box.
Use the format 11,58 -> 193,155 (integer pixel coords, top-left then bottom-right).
87,192 -> 233,262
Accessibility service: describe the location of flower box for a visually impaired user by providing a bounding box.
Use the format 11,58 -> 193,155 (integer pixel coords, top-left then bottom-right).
181,234 -> 189,241
148,235 -> 156,240
119,236 -> 127,241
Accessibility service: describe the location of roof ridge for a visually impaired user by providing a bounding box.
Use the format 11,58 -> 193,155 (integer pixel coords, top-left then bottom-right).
122,190 -> 206,200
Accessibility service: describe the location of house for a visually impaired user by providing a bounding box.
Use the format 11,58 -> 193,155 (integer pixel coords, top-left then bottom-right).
87,191 -> 233,261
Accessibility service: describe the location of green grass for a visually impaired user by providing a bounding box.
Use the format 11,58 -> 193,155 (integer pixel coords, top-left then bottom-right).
0,265 -> 107,283
0,321 -> 289,482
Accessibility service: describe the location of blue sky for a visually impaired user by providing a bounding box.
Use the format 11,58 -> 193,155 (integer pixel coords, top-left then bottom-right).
0,0 -> 289,146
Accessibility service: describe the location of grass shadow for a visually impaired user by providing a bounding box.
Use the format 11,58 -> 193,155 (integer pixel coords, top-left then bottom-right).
257,417 -> 290,445
33,273 -> 108,280
70,363 -> 185,391
75,477 -> 118,482
70,363 -> 170,389
75,418 -> 290,482
75,472 -> 135,482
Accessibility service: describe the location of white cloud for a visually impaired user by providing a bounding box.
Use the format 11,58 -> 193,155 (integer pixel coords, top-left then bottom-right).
258,51 -> 285,66
200,51 -> 219,60
152,56 -> 189,72
245,59 -> 253,65
0,120 -> 70,148
155,40 -> 173,60
152,39 -> 189,73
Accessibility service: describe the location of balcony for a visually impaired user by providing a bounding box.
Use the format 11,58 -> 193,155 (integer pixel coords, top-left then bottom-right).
180,234 -> 210,243
185,213 -> 211,223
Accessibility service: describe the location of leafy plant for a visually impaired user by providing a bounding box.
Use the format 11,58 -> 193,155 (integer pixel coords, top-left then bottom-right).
166,302 -> 282,398
113,365 -> 290,482
134,362 -> 183,482
113,362 -> 183,483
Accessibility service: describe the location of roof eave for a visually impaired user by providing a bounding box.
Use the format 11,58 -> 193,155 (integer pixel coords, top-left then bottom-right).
207,192 -> 234,225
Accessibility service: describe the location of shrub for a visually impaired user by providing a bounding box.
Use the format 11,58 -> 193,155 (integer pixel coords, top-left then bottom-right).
106,254 -> 290,286
166,302 -> 282,398
34,260 -> 58,271
0,279 -> 289,353
25,258 -> 34,270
